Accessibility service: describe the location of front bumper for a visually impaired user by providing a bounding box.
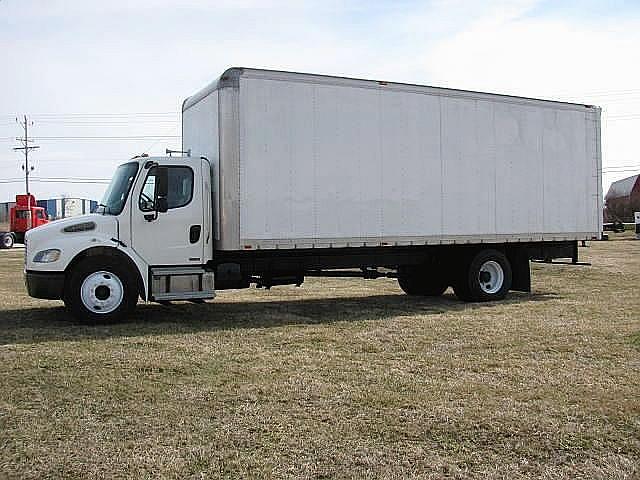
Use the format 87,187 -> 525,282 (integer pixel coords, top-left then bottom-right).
25,270 -> 65,300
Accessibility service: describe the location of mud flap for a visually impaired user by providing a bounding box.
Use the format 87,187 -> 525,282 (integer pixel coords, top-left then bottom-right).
508,250 -> 531,292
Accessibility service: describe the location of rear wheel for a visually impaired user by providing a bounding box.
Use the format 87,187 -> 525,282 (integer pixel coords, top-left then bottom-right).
64,256 -> 138,323
1,234 -> 14,249
398,266 -> 448,296
453,249 -> 512,302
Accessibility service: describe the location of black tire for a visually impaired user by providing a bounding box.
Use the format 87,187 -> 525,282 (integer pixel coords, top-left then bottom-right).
453,249 -> 512,302
64,256 -> 138,324
398,266 -> 449,296
1,234 -> 14,249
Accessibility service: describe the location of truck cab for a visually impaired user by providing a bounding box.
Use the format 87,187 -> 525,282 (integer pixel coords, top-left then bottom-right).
0,194 -> 49,248
24,155 -> 215,322
11,194 -> 49,240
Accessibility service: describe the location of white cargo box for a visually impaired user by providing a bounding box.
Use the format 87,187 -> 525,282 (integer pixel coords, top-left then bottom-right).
183,68 -> 602,251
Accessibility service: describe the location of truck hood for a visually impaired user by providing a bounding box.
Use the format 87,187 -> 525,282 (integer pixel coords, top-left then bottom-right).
24,213 -> 119,270
25,214 -> 118,244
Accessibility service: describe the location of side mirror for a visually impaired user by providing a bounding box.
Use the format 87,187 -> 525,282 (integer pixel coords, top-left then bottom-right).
156,197 -> 168,213
155,167 -> 169,213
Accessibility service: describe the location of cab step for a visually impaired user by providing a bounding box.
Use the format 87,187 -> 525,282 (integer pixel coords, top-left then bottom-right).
150,267 -> 215,301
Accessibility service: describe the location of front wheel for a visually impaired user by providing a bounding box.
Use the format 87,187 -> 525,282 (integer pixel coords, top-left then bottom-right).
1,234 -> 14,249
453,249 -> 512,302
64,256 -> 138,323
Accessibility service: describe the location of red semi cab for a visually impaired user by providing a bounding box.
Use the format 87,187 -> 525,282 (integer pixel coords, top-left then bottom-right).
1,194 -> 49,249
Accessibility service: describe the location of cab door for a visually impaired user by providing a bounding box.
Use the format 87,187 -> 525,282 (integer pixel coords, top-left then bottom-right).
130,159 -> 205,266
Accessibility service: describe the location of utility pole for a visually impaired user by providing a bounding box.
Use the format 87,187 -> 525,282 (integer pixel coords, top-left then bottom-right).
13,115 -> 40,195
13,115 -> 40,229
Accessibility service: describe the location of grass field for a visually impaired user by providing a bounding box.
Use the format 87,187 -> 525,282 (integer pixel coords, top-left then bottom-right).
1,236 -> 639,479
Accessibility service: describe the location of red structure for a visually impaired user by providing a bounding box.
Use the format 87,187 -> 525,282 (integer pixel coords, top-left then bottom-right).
1,194 -> 49,248
605,174 -> 640,223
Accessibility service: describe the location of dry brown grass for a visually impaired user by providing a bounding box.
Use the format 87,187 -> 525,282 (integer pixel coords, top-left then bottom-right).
0,236 -> 639,479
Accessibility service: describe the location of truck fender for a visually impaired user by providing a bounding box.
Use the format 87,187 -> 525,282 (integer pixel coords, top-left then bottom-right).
64,246 -> 148,300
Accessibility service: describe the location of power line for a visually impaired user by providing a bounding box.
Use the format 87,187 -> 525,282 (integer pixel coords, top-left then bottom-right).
0,178 -> 111,184
33,175 -> 111,180
1,112 -> 179,118
602,169 -> 640,175
547,88 -> 640,99
605,115 -> 640,121
605,166 -> 640,169
0,160 -> 133,167
581,89 -> 640,97
1,176 -> 111,180
32,120 -> 179,125
603,163 -> 640,170
31,135 -> 180,140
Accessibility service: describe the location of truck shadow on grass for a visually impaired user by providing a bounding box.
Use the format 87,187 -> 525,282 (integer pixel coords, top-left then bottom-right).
0,291 -> 560,345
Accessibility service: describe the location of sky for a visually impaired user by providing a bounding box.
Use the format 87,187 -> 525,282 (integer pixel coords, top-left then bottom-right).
1,0 -> 639,203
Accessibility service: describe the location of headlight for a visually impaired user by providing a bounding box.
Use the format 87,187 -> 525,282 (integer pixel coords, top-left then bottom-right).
33,249 -> 61,263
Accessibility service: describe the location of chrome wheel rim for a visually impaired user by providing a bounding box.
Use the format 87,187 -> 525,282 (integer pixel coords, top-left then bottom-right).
2,236 -> 12,247
478,260 -> 504,294
80,270 -> 123,314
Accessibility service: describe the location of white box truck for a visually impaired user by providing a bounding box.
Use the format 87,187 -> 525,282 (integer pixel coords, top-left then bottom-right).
24,68 -> 602,322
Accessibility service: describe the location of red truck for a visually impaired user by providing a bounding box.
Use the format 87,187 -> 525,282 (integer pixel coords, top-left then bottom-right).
1,194 -> 49,249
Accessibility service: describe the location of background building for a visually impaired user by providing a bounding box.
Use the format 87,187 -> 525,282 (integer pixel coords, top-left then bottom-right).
604,174 -> 640,222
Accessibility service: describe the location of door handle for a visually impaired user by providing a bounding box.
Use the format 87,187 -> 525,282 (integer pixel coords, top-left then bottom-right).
189,225 -> 201,244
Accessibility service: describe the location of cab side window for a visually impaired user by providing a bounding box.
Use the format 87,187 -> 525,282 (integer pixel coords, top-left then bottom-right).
139,173 -> 156,211
139,166 -> 194,212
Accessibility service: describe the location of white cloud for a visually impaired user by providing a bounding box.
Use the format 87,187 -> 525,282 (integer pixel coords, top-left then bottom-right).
420,9 -> 640,190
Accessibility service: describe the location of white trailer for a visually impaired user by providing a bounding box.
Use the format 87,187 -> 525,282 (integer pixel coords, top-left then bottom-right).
184,68 -> 602,251
24,68 -> 602,323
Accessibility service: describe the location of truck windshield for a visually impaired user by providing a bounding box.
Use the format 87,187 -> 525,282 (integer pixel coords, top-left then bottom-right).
97,162 -> 139,215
